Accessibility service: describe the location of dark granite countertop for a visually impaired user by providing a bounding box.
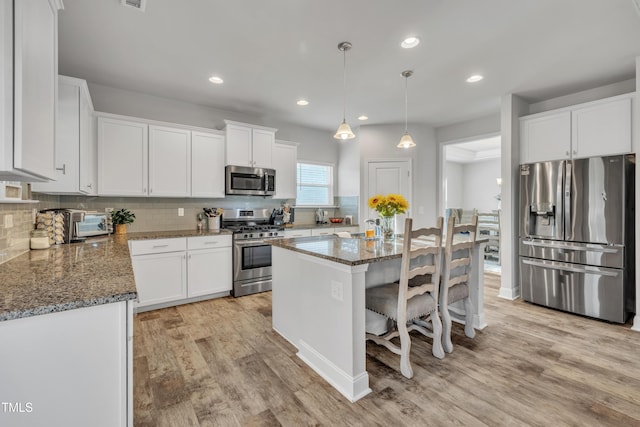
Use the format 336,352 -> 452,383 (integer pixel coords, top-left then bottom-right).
0,235 -> 137,321
271,235 -> 406,266
271,235 -> 487,267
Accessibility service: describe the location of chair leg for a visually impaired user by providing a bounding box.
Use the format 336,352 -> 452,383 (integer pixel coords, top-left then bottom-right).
441,304 -> 453,354
397,321 -> 413,379
463,296 -> 476,339
430,312 -> 445,359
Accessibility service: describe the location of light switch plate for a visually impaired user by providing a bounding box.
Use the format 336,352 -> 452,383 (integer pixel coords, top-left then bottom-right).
178,208 -> 184,217
330,280 -> 343,302
4,214 -> 13,228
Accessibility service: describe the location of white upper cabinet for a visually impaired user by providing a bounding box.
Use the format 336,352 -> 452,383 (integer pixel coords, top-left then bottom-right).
520,111 -> 571,163
272,142 -> 297,199
191,131 -> 225,198
148,125 -> 191,197
0,0 -> 62,181
520,94 -> 633,164
32,76 -> 97,195
571,97 -> 631,159
224,120 -> 276,168
98,117 -> 148,196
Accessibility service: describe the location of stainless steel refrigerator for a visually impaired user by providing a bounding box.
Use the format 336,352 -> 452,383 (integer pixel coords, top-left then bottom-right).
519,154 -> 635,323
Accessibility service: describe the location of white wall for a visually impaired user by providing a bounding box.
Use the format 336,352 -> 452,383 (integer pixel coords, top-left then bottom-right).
463,158 -> 501,212
337,136 -> 360,197
357,123 -> 437,229
436,114 -> 500,143
445,161 -> 463,208
87,81 -> 338,165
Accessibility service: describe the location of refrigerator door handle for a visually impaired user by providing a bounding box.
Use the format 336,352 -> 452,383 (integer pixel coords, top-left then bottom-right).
563,161 -> 571,241
521,240 -> 620,254
521,258 -> 620,277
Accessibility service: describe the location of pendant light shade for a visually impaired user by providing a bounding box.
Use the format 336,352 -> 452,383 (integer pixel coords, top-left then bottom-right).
334,42 -> 356,140
397,70 -> 416,148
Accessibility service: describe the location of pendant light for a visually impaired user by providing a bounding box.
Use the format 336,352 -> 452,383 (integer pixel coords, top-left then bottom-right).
334,42 -> 355,140
397,70 -> 416,148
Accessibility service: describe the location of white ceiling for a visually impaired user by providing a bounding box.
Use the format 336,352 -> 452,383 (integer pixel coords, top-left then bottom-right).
57,0 -> 640,133
445,136 -> 501,163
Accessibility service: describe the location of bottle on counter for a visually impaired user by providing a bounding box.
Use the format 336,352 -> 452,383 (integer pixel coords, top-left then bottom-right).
30,229 -> 50,250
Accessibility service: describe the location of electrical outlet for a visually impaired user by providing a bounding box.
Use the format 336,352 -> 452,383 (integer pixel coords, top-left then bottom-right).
4,214 -> 13,228
178,208 -> 184,217
330,280 -> 343,302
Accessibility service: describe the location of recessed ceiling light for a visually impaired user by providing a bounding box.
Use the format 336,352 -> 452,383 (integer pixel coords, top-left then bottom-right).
297,99 -> 309,106
401,36 -> 420,49
358,115 -> 368,121
208,76 -> 224,84
466,74 -> 484,83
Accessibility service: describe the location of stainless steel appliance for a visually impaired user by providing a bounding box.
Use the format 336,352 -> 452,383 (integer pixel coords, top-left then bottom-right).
76,212 -> 113,238
222,208 -> 285,297
519,154 -> 635,323
225,165 -> 275,196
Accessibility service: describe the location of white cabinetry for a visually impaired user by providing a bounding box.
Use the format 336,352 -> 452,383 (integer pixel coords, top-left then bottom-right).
224,120 -> 276,168
191,131 -> 225,198
98,117 -> 148,196
571,97 -> 631,159
272,142 -> 297,199
148,125 -> 191,197
284,229 -> 312,238
311,228 -> 335,236
32,76 -> 97,195
130,235 -> 232,311
520,111 -> 571,163
0,0 -> 62,181
187,235 -> 232,296
520,94 -> 632,164
0,301 -> 133,426
129,238 -> 188,309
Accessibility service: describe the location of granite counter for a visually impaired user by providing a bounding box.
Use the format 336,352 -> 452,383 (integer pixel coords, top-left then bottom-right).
0,235 -> 137,321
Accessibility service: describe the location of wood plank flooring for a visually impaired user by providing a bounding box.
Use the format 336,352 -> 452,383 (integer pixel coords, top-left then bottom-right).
133,273 -> 640,426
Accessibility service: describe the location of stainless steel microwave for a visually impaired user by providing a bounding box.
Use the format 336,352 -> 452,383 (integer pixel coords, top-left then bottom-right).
225,165 -> 275,196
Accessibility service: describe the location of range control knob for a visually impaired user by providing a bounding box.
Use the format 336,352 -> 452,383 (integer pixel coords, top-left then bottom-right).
259,233 -> 264,237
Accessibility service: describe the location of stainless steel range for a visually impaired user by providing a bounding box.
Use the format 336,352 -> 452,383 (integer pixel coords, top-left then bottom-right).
222,208 -> 285,297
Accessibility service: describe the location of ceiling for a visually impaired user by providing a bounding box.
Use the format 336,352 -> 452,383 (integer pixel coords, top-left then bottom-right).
445,136 -> 501,164
57,0 -> 640,133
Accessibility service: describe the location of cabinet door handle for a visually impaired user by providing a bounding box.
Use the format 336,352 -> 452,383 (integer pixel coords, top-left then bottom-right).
150,188 -> 153,194
152,244 -> 169,248
86,183 -> 92,189
188,254 -> 192,260
573,149 -> 577,154
143,188 -> 146,193
565,151 -> 569,156
56,164 -> 66,175
204,241 -> 218,245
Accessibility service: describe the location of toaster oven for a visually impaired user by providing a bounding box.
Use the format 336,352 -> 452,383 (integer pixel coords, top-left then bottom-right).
76,212 -> 113,238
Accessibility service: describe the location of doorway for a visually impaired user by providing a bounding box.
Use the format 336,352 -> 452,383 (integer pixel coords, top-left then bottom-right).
439,135 -> 502,273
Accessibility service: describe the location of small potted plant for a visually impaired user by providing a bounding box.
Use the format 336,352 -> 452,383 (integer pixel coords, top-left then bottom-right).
111,208 -> 136,235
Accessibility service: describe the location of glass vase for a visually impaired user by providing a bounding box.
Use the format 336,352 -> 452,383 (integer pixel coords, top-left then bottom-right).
380,215 -> 395,240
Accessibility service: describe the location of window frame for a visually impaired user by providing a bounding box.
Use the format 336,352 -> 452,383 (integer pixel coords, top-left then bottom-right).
296,160 -> 335,207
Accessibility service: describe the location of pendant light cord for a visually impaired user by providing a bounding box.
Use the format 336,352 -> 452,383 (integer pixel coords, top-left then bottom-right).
342,47 -> 347,121
404,75 -> 408,133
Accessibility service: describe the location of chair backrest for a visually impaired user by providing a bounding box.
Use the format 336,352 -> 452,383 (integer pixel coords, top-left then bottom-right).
397,217 -> 444,309
442,214 -> 478,295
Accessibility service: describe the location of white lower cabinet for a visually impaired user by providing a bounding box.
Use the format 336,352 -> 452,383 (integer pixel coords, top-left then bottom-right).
187,235 -> 232,297
311,228 -> 335,236
0,301 -> 133,427
284,229 -> 312,238
130,235 -> 231,311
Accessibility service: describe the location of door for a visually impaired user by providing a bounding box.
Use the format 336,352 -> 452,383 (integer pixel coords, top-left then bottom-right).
131,251 -> 187,308
367,160 -> 411,234
98,117 -> 148,196
567,155 -> 626,245
148,125 -> 191,197
191,131 -> 225,198
188,247 -> 232,297
519,111 -> 571,163
251,128 -> 274,168
519,160 -> 565,240
13,0 -> 58,180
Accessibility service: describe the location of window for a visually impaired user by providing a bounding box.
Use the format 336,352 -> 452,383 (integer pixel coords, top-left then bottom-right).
296,162 -> 334,206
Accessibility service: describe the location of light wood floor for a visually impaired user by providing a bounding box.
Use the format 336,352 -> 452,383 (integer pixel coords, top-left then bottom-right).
133,274 -> 640,426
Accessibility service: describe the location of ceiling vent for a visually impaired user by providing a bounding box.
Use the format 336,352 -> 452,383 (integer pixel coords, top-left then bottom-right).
121,0 -> 146,12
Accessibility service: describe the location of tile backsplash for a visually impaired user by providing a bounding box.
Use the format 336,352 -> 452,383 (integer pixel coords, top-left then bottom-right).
0,193 -> 360,265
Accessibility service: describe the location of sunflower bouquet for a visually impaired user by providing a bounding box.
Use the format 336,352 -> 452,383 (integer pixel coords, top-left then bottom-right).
367,193 -> 409,217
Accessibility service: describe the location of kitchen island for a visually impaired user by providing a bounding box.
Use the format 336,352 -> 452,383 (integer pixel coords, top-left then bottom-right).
271,234 -> 486,402
0,235 -> 137,427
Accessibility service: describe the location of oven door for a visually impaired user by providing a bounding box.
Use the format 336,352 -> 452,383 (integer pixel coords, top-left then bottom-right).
233,239 -> 273,283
